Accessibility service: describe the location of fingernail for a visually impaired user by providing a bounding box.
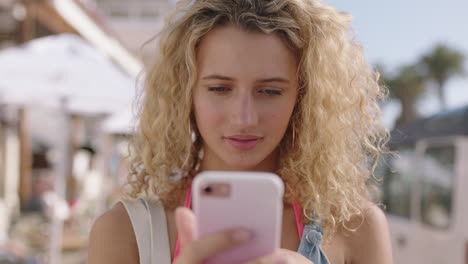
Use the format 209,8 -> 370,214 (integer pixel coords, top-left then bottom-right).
231,229 -> 251,242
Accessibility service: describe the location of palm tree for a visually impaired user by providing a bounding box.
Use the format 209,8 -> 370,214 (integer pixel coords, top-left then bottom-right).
378,64 -> 427,128
420,44 -> 465,110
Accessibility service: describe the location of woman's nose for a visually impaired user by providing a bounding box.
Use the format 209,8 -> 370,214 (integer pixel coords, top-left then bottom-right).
231,91 -> 259,128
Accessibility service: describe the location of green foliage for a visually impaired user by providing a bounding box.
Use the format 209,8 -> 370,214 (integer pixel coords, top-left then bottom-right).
420,44 -> 466,109
376,43 -> 466,128
376,63 -> 426,127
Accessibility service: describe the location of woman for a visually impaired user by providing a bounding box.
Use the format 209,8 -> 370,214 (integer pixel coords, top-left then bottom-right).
88,0 -> 393,263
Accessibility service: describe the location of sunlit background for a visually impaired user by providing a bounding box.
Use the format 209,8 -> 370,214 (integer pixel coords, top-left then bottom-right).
0,0 -> 466,263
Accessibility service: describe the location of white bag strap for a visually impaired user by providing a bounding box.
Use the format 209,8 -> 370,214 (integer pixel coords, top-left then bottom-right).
119,199 -> 151,264
142,198 -> 172,264
119,198 -> 171,264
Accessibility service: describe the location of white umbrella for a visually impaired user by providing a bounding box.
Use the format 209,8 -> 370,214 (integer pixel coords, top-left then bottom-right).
103,103 -> 137,134
0,33 -> 137,114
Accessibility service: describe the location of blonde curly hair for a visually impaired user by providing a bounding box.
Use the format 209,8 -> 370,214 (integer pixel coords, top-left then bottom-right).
126,0 -> 389,239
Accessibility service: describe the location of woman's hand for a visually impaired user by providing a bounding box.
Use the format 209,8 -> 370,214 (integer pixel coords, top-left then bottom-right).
243,249 -> 314,264
173,207 -> 251,264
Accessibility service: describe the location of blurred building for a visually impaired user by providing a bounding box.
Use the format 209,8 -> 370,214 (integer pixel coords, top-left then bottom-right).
0,0 -> 80,47
0,2 -> 142,262
94,0 -> 171,66
0,0 -> 142,76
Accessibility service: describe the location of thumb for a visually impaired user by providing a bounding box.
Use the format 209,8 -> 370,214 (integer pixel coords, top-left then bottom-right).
175,207 -> 196,248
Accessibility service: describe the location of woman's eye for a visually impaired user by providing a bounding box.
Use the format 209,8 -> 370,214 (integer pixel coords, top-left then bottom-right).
208,87 -> 230,93
259,89 -> 282,96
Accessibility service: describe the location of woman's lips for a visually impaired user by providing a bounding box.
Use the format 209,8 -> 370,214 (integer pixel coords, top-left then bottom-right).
225,136 -> 262,150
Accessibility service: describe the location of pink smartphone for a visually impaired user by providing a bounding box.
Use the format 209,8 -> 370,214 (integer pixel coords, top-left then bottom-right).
192,171 -> 284,264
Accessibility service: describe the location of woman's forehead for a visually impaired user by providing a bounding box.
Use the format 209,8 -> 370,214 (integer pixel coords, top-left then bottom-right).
196,26 -> 298,79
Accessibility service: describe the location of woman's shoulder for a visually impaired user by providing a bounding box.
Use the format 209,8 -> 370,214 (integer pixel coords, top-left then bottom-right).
88,202 -> 139,264
340,202 -> 393,264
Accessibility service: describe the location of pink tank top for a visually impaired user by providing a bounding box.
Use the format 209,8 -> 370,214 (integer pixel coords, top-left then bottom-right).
172,186 -> 305,262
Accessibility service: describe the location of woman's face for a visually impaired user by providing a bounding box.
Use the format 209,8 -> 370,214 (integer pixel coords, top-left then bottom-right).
193,25 -> 298,171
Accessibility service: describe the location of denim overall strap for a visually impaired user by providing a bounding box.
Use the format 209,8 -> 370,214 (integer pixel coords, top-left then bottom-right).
297,222 -> 330,264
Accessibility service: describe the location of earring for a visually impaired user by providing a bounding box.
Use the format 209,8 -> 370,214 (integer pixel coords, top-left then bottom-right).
189,120 -> 196,142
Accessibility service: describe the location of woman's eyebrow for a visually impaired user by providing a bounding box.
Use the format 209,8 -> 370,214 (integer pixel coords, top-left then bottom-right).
258,77 -> 290,83
202,74 -> 233,81
202,75 -> 290,83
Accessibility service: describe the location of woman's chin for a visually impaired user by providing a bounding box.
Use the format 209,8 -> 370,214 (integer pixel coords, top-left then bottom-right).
222,158 -> 269,172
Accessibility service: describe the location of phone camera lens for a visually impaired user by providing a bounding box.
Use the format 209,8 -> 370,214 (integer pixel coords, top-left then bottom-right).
204,186 -> 213,194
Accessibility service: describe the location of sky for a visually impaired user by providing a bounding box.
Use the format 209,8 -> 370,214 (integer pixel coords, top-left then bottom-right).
324,0 -> 468,128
